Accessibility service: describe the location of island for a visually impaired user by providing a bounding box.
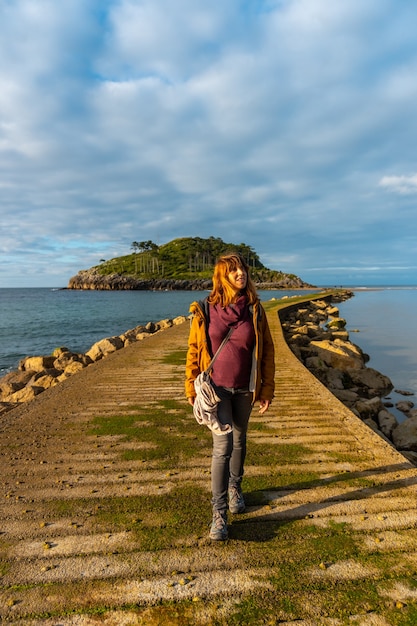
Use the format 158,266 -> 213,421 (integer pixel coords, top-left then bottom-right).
67,236 -> 314,290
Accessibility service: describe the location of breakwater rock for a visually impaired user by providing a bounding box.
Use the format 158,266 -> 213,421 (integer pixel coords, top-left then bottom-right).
0,315 -> 188,416
67,269 -> 311,291
280,296 -> 417,465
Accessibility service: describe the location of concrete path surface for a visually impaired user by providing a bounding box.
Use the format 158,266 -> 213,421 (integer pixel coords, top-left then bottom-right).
1,302 -> 417,625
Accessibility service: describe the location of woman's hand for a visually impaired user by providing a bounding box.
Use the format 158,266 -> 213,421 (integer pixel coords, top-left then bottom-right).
258,399 -> 270,414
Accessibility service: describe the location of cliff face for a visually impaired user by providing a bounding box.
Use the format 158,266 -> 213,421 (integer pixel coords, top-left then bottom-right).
67,270 -> 212,291
67,269 -> 312,291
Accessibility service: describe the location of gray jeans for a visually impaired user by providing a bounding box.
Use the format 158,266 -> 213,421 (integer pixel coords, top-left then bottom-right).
211,385 -> 253,512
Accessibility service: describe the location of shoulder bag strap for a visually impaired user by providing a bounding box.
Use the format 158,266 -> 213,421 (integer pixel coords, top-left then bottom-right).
205,326 -> 234,375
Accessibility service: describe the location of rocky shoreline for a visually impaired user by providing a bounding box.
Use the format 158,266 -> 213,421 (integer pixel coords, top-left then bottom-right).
0,315 -> 188,417
280,293 -> 417,465
67,268 -> 312,290
1,293 -> 416,466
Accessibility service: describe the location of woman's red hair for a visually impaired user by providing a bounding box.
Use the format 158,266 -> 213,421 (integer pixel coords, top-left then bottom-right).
207,253 -> 258,307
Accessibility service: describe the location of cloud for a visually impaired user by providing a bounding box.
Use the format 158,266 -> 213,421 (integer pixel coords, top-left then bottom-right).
1,1 -> 417,286
379,174 -> 417,194
100,0 -> 234,82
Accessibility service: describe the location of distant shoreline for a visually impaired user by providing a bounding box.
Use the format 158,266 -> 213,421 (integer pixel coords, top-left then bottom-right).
2,284 -> 417,291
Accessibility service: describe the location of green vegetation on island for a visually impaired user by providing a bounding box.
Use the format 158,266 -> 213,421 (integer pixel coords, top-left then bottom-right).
68,236 -> 313,290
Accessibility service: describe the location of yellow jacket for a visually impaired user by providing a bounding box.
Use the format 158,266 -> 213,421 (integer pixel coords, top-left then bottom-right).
185,298 -> 275,403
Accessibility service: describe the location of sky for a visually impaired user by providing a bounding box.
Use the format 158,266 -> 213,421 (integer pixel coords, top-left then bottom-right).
1,0 -> 417,288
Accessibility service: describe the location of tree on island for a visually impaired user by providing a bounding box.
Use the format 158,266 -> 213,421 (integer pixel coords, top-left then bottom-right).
130,242 -> 140,274
130,240 -> 159,275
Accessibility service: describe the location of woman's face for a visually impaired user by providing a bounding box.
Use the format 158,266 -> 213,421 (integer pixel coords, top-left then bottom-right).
227,265 -> 247,292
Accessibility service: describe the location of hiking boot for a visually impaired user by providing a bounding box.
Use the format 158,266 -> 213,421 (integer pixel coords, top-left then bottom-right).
209,510 -> 228,541
228,485 -> 246,514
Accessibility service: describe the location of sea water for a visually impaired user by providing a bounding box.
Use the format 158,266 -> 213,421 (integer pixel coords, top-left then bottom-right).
337,287 -> 417,422
0,287 -> 306,374
1,287 -> 416,423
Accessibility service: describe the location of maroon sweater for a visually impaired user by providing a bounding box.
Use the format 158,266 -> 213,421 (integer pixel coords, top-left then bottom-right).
208,296 -> 255,389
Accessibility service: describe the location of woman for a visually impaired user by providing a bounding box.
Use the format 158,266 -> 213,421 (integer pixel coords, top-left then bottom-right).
185,253 -> 275,541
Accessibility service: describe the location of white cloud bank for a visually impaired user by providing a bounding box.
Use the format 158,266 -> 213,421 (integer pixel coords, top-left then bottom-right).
379,174 -> 417,194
